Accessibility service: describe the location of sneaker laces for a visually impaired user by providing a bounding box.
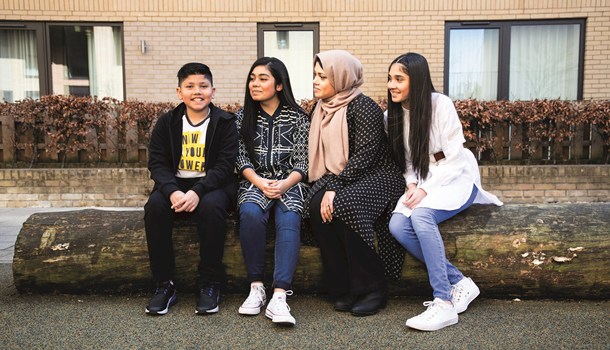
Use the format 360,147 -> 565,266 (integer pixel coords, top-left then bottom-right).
200,286 -> 217,299
154,281 -> 173,296
272,290 -> 293,313
451,283 -> 467,303
243,284 -> 266,306
419,299 -> 449,320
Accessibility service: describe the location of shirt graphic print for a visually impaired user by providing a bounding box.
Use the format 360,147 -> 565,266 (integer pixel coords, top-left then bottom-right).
176,115 -> 209,178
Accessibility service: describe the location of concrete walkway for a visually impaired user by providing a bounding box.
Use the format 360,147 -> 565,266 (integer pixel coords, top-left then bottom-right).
1,208 -> 609,349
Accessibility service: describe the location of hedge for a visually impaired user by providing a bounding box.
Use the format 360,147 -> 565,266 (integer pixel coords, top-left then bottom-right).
0,95 -> 608,166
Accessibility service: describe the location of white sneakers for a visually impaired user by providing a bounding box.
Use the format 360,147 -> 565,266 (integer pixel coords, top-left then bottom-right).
451,277 -> 480,314
406,298 -> 458,331
238,283 -> 267,315
265,290 -> 296,326
406,277 -> 480,331
239,285 -> 296,326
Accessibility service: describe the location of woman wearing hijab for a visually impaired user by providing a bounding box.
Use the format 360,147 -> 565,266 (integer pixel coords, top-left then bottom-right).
308,50 -> 404,317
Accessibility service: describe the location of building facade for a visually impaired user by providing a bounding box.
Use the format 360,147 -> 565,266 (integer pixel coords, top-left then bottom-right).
1,0 -> 608,105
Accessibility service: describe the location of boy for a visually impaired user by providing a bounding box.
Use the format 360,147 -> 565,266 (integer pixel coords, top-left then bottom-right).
144,62 -> 238,315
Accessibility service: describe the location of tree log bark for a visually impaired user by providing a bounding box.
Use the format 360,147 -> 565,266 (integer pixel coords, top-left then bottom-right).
12,204 -> 610,299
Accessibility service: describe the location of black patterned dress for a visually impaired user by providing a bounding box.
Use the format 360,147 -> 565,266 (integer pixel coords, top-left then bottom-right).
235,105 -> 310,216
308,94 -> 406,279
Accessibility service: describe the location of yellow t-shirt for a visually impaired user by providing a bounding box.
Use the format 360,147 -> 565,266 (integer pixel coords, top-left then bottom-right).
176,115 -> 209,178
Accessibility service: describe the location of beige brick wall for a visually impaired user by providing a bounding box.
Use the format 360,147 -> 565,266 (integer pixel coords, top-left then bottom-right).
1,0 -> 608,104
0,165 -> 608,208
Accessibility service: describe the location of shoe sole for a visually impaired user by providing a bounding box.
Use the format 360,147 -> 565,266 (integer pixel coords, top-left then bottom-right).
145,294 -> 177,315
238,306 -> 262,315
195,305 -> 219,314
265,310 -> 296,326
350,300 -> 387,317
406,316 -> 458,331
334,305 -> 352,312
455,287 -> 480,314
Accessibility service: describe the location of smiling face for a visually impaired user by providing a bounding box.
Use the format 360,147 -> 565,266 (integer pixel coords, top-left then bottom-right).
176,74 -> 215,117
248,65 -> 282,105
313,61 -> 336,100
387,63 -> 411,109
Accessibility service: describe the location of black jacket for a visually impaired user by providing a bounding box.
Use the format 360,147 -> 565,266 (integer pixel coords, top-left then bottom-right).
147,102 -> 238,199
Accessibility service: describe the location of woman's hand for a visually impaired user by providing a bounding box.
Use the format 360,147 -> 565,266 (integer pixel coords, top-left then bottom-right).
403,186 -> 426,209
255,178 -> 280,199
170,190 -> 200,213
320,190 -> 336,223
266,179 -> 291,199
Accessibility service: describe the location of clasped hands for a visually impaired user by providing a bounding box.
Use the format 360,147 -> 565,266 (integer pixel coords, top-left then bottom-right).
255,178 -> 290,199
170,190 -> 200,213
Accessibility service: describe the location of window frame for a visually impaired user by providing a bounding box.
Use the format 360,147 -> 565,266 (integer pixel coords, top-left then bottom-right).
256,22 -> 320,59
0,20 -> 125,100
444,19 -> 586,101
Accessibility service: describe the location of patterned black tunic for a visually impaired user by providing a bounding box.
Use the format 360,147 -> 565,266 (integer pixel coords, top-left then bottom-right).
309,94 -> 406,279
235,105 -> 310,216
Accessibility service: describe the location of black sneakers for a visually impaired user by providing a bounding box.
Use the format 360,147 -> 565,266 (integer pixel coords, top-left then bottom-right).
145,280 -> 177,315
195,285 -> 221,314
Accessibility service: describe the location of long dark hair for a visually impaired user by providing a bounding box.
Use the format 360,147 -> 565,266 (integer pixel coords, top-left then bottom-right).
241,57 -> 305,159
387,52 -> 436,180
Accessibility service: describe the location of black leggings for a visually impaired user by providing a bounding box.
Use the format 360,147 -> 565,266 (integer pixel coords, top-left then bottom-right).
309,188 -> 386,296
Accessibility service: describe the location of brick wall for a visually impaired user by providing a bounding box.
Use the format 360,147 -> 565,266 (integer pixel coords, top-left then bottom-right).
0,165 -> 607,208
1,0 -> 609,103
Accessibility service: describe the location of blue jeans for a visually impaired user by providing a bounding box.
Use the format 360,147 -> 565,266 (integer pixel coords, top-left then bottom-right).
239,202 -> 301,290
389,185 -> 478,300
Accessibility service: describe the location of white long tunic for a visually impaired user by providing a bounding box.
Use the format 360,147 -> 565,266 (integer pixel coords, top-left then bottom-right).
390,93 -> 503,217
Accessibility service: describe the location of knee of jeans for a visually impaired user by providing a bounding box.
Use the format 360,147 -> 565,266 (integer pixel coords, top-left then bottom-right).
239,204 -> 265,223
388,214 -> 407,237
410,208 -> 436,223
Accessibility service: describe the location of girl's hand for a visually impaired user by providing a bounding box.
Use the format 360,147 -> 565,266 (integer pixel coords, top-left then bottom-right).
266,179 -> 290,199
403,187 -> 427,209
321,190 -> 336,223
255,178 -> 279,199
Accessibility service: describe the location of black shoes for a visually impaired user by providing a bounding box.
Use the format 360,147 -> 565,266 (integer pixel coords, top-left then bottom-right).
350,290 -> 387,316
334,293 -> 360,312
145,280 -> 177,315
195,285 -> 221,314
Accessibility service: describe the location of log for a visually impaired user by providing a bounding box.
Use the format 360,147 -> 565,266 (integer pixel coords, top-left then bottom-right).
12,204 -> 610,299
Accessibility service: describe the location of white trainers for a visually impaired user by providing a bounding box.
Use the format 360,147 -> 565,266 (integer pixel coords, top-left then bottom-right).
405,298 -> 458,331
238,283 -> 267,315
265,291 -> 296,326
451,277 -> 480,314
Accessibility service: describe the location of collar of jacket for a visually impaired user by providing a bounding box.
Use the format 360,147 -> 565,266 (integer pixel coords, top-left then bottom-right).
170,102 -> 232,124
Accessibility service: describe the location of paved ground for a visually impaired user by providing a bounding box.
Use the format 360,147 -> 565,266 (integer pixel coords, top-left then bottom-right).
1,208 -> 609,349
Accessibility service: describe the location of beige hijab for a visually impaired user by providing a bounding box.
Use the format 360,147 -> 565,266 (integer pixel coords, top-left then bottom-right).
308,50 -> 364,182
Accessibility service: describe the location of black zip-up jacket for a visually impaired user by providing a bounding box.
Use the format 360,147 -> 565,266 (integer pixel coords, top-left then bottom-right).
147,102 -> 238,199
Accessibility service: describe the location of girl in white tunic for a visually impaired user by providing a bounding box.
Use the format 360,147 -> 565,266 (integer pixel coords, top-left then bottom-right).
386,53 -> 503,331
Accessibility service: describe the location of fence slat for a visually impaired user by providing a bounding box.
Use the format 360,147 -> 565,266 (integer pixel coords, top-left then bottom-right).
0,114 -> 14,162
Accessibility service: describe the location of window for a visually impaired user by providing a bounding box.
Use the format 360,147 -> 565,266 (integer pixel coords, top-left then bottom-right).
0,21 -> 124,102
444,19 -> 585,101
257,23 -> 319,101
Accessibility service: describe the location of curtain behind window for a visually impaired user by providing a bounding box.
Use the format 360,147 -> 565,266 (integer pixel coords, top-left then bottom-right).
510,25 -> 580,100
448,28 -> 499,100
0,30 -> 39,102
88,26 -> 124,100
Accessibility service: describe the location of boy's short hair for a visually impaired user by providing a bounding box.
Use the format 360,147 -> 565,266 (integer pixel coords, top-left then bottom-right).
177,62 -> 213,86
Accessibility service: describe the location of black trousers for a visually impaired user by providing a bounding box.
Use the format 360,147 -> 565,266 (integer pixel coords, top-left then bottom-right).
309,189 -> 386,297
144,179 -> 236,286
